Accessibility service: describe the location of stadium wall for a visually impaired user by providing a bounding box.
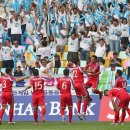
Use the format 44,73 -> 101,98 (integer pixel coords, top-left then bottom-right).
0,95 -> 130,122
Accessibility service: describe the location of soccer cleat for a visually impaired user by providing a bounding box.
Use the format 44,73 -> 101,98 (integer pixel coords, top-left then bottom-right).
40,114 -> 45,123
61,116 -> 65,123
34,122 -> 38,126
77,114 -> 83,120
110,122 -> 119,126
82,113 -> 87,120
119,122 -> 124,126
8,122 -> 16,125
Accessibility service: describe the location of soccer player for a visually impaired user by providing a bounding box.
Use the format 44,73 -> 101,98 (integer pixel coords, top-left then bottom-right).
22,69 -> 46,126
0,67 -> 29,125
104,88 -> 130,125
57,68 -> 73,124
85,55 -> 102,99
110,69 -> 127,89
72,59 -> 91,120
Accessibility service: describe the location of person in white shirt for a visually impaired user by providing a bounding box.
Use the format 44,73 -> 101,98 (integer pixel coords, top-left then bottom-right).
120,18 -> 129,46
79,30 -> 91,61
1,39 -> 13,68
109,19 -> 122,53
10,14 -> 23,45
99,58 -> 105,80
67,32 -> 80,62
92,37 -> 106,58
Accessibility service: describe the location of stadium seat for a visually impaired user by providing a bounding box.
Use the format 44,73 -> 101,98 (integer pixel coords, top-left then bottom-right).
104,58 -> 110,67
64,45 -> 68,52
61,52 -> 68,60
58,68 -> 65,75
119,51 -> 127,59
80,61 -> 86,67
90,51 -> 95,57
61,60 -> 67,67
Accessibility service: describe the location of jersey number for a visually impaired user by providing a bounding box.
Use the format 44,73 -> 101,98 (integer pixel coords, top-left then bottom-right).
62,82 -> 67,90
73,70 -> 78,78
2,80 -> 6,88
35,81 -> 43,90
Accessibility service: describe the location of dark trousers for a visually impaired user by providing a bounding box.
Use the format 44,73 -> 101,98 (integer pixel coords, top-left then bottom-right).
3,60 -> 14,68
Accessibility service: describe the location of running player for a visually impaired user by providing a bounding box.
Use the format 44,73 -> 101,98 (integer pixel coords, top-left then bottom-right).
57,68 -> 73,124
0,67 -> 29,125
22,69 -> 46,126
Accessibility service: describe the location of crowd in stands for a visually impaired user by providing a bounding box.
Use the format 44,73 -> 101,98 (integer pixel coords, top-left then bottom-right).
0,0 -> 130,81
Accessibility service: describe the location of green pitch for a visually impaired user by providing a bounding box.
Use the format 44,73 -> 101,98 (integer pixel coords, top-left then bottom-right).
0,122 -> 130,130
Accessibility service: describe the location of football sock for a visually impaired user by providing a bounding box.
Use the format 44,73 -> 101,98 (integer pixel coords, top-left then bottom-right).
60,109 -> 64,117
120,110 -> 126,123
114,111 -> 119,123
77,100 -> 81,114
84,99 -> 88,114
0,109 -> 5,120
126,108 -> 130,116
69,109 -> 72,123
9,108 -> 14,122
33,111 -> 38,123
41,108 -> 46,116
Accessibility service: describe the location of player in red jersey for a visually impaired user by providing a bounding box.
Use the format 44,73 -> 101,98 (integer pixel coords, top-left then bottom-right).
85,55 -> 102,99
22,69 -> 46,126
0,67 -> 29,125
57,68 -> 73,124
110,69 -> 127,89
104,88 -> 130,125
72,60 -> 91,120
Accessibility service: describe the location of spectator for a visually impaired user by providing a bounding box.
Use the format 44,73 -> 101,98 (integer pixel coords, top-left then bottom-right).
1,39 -> 13,68
109,19 -> 122,53
79,30 -> 91,61
10,14 -> 23,45
99,58 -> 105,79
14,66 -> 24,77
67,32 -> 80,63
110,52 -> 121,70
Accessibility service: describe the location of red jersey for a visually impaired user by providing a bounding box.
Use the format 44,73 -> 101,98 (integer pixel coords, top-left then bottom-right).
0,75 -> 16,92
30,76 -> 44,95
114,77 -> 127,89
72,66 -> 84,83
57,77 -> 72,95
109,88 -> 129,100
86,62 -> 100,79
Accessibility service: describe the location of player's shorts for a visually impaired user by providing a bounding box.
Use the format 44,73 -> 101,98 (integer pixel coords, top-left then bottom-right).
118,97 -> 130,108
1,92 -> 14,105
60,93 -> 72,108
74,82 -> 86,97
85,78 -> 99,89
32,94 -> 45,108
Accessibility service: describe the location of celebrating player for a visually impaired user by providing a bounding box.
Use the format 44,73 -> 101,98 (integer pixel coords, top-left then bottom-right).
72,59 -> 91,120
0,67 -> 29,125
110,69 -> 127,89
57,68 -> 73,125
22,69 -> 46,126
85,55 -> 102,99
104,88 -> 130,125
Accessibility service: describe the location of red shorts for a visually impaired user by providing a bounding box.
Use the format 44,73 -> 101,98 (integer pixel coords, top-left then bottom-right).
118,97 -> 130,108
1,92 -> 14,105
74,82 -> 85,97
60,94 -> 72,108
32,94 -> 45,108
85,78 -> 99,89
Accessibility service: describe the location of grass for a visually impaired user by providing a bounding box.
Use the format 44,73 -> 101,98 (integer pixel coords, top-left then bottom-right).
0,122 -> 130,130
